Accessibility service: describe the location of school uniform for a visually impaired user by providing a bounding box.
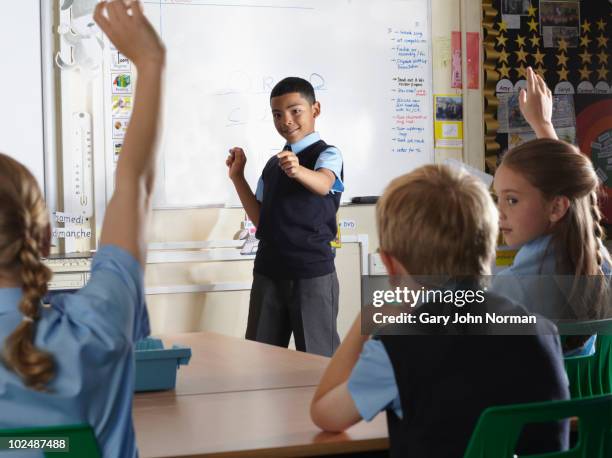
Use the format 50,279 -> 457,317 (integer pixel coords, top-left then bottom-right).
492,234 -> 611,356
347,292 -> 570,458
0,245 -> 149,458
247,132 -> 344,357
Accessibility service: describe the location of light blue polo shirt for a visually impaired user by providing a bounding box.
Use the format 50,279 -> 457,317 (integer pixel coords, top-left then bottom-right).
0,245 -> 149,458
255,131 -> 344,202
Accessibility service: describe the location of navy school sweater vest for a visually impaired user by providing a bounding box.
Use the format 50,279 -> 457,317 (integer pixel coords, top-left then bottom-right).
255,139 -> 342,279
379,294 -> 569,458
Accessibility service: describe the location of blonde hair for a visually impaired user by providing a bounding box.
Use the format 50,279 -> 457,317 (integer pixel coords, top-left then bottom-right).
377,164 -> 498,279
0,153 -> 54,390
501,138 -> 611,319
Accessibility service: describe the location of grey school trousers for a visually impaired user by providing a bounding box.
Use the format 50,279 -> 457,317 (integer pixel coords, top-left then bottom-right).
245,271 -> 340,357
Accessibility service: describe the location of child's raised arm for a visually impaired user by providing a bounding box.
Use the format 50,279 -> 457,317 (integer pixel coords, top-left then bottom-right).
519,67 -> 558,140
95,0 -> 165,266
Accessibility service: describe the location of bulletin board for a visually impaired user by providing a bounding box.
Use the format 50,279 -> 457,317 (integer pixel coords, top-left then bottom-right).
482,0 -> 612,221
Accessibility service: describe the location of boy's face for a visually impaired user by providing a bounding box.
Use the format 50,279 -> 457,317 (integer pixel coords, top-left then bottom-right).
270,92 -> 320,144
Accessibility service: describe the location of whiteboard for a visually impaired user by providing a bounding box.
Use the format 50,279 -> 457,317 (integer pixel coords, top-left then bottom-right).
103,0 -> 434,207
0,0 -> 45,193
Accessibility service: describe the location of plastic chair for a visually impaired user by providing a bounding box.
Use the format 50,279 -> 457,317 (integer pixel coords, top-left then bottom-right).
557,319 -> 612,398
463,394 -> 612,458
0,424 -> 100,457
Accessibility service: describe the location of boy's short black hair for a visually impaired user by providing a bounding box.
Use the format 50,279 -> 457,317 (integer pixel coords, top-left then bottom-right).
270,77 -> 316,105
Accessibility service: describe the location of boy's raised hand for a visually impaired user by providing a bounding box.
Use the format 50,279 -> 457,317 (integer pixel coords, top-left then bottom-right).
227,147 -> 247,180
519,67 -> 557,139
277,150 -> 301,179
94,0 -> 165,69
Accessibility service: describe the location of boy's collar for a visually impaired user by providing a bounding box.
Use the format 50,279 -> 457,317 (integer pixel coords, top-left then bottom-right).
287,131 -> 320,154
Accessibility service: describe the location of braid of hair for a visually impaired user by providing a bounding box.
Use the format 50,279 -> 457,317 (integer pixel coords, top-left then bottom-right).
589,191 -> 605,271
2,214 -> 55,391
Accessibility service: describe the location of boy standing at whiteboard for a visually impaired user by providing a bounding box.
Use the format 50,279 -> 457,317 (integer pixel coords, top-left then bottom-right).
226,77 -> 344,357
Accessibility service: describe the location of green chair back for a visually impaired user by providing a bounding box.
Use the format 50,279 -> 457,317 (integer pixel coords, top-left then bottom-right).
557,319 -> 612,398
0,424 -> 100,458
463,394 -> 612,458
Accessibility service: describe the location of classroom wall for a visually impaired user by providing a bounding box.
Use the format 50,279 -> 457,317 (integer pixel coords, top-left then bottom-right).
142,0 -> 483,340
46,0 -> 484,340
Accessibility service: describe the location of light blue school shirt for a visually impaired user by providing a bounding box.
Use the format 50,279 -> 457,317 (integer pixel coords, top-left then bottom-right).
0,245 -> 149,458
254,131 -> 344,202
491,234 -> 611,356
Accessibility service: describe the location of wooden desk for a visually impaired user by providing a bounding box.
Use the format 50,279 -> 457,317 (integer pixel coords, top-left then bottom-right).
133,332 -> 389,457
138,332 -> 331,396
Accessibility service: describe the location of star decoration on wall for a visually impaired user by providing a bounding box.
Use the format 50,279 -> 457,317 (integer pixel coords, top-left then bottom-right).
498,49 -> 510,64
498,63 -> 511,78
516,63 -> 528,79
496,34 -> 508,47
578,65 -> 592,80
597,65 -> 609,81
529,34 -> 541,48
497,20 -> 508,32
556,52 -> 569,67
527,17 -> 538,32
597,50 -> 609,65
597,34 -> 609,48
515,34 -> 527,47
557,67 -> 569,81
534,66 -> 547,78
557,38 -> 569,52
533,48 -> 546,65
596,18 -> 607,31
527,4 -> 537,17
582,19 -> 592,34
580,35 -> 592,48
515,47 -> 529,64
579,49 -> 593,64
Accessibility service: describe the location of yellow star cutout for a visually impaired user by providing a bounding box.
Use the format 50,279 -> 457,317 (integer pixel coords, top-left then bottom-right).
556,52 -> 569,67
582,19 -> 591,34
579,66 -> 592,81
579,49 -> 592,64
597,66 -> 609,81
496,34 -> 508,48
516,63 -> 528,79
597,34 -> 609,48
533,48 -> 546,65
497,20 -> 508,32
498,49 -> 510,64
557,67 -> 569,81
527,4 -> 537,17
597,18 -> 607,31
580,35 -> 592,48
529,35 -> 541,48
527,18 -> 538,32
597,50 -> 609,65
515,35 -> 527,48
498,63 -> 511,79
515,47 -> 529,64
534,66 -> 547,79
557,38 -> 569,52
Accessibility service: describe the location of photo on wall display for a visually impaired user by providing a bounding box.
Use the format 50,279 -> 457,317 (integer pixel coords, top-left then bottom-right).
540,1 -> 580,48
502,0 -> 530,15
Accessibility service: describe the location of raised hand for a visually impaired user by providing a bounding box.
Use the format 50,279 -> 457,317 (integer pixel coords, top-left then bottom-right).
277,151 -> 301,179
227,147 -> 247,181
518,67 -> 557,139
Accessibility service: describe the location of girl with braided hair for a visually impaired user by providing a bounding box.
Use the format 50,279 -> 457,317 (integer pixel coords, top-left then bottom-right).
492,67 -> 611,355
0,1 -> 164,456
